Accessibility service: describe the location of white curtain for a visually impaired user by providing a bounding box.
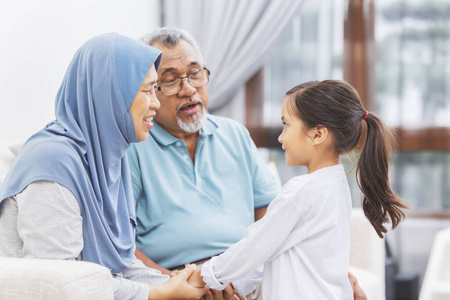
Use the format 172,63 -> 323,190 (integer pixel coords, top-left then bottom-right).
162,0 -> 306,112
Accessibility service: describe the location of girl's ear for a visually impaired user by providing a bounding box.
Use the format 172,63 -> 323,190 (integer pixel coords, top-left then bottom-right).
311,125 -> 328,145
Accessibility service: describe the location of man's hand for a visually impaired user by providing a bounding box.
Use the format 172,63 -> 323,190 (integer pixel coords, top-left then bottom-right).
188,268 -> 206,288
348,271 -> 367,300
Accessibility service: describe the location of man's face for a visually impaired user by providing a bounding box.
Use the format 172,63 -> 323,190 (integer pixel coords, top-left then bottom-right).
151,40 -> 209,137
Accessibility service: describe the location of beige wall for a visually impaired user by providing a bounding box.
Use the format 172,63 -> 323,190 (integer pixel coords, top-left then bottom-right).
0,0 -> 160,142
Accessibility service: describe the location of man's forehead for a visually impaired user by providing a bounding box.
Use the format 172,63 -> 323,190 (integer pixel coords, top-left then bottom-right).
155,41 -> 203,71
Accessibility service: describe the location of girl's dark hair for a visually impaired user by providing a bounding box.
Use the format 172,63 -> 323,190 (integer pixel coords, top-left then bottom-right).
286,80 -> 408,238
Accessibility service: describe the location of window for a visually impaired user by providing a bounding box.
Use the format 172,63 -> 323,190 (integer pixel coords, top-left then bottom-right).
375,0 -> 450,215
247,0 -> 450,214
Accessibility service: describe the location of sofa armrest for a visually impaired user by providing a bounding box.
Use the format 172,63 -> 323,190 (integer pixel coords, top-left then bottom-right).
0,257 -> 113,300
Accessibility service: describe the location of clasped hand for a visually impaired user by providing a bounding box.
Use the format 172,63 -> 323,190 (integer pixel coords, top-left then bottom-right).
186,265 -> 246,300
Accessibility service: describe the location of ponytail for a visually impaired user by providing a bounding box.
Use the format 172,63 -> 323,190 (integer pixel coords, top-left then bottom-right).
357,112 -> 409,238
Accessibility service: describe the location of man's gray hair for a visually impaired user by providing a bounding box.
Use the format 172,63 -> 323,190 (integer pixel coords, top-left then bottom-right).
140,27 -> 204,62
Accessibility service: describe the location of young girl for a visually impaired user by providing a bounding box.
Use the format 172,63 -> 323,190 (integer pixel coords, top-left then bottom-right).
188,80 -> 408,299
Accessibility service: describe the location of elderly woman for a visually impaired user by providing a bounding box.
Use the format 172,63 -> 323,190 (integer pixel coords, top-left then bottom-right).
0,33 -> 208,300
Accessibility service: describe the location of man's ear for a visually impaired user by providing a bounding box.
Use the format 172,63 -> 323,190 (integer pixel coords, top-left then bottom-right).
311,125 -> 328,145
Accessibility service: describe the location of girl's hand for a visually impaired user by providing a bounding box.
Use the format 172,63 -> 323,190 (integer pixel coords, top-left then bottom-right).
148,264 -> 209,299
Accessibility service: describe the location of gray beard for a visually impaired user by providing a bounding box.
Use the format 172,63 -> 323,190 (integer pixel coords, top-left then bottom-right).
177,108 -> 207,133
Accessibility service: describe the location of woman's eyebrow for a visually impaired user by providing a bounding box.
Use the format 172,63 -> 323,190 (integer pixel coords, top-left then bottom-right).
142,79 -> 158,89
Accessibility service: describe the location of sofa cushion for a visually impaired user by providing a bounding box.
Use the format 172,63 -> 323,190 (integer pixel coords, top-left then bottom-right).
0,257 -> 113,300
349,265 -> 384,300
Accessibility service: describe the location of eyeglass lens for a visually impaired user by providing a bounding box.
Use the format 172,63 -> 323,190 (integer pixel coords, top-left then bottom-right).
159,69 -> 209,96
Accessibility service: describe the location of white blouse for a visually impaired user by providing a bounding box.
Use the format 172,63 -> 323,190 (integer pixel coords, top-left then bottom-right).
201,164 -> 354,299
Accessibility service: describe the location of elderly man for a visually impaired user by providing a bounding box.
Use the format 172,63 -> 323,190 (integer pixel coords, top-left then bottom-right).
127,27 -> 278,300
128,27 -> 367,300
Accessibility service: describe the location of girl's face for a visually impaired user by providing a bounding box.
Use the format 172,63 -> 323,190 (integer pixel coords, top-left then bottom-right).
278,96 -> 316,167
130,64 -> 160,141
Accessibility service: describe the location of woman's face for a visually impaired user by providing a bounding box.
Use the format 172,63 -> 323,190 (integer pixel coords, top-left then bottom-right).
130,65 -> 160,141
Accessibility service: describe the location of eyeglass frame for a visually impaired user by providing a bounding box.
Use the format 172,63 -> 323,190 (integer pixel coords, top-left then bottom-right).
155,67 -> 211,96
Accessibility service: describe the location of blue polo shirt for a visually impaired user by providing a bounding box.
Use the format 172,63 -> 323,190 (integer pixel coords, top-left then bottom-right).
127,114 -> 279,269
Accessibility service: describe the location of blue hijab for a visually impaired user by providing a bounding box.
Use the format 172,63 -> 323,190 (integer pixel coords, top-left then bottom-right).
0,33 -> 161,274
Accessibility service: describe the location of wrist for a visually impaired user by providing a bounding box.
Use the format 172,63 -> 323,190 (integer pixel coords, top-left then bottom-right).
148,285 -> 168,300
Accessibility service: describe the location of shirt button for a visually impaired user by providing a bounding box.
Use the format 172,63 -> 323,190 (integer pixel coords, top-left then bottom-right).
175,142 -> 182,147
183,154 -> 189,160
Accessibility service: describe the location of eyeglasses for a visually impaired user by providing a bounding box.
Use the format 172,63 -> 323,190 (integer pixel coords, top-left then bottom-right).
156,68 -> 210,96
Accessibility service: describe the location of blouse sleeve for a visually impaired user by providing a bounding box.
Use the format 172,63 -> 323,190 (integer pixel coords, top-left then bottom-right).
113,257 -> 170,300
201,196 -> 302,290
16,181 -> 84,260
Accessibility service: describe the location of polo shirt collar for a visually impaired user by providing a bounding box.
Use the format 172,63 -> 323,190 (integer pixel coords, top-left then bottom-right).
150,114 -> 218,146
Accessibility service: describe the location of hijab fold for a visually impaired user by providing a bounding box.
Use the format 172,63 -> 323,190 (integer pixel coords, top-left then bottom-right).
0,33 -> 162,274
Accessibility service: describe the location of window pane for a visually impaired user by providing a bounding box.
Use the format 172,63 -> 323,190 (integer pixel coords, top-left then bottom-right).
375,0 -> 450,127
345,151 -> 450,211
391,152 -> 450,211
263,0 -> 344,127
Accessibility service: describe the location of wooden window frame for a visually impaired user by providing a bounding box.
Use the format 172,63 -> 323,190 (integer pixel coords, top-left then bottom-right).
245,0 -> 450,218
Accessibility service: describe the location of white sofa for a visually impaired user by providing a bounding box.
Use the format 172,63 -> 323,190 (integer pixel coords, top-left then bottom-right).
0,257 -> 113,299
349,208 -> 386,299
0,141 -> 385,299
